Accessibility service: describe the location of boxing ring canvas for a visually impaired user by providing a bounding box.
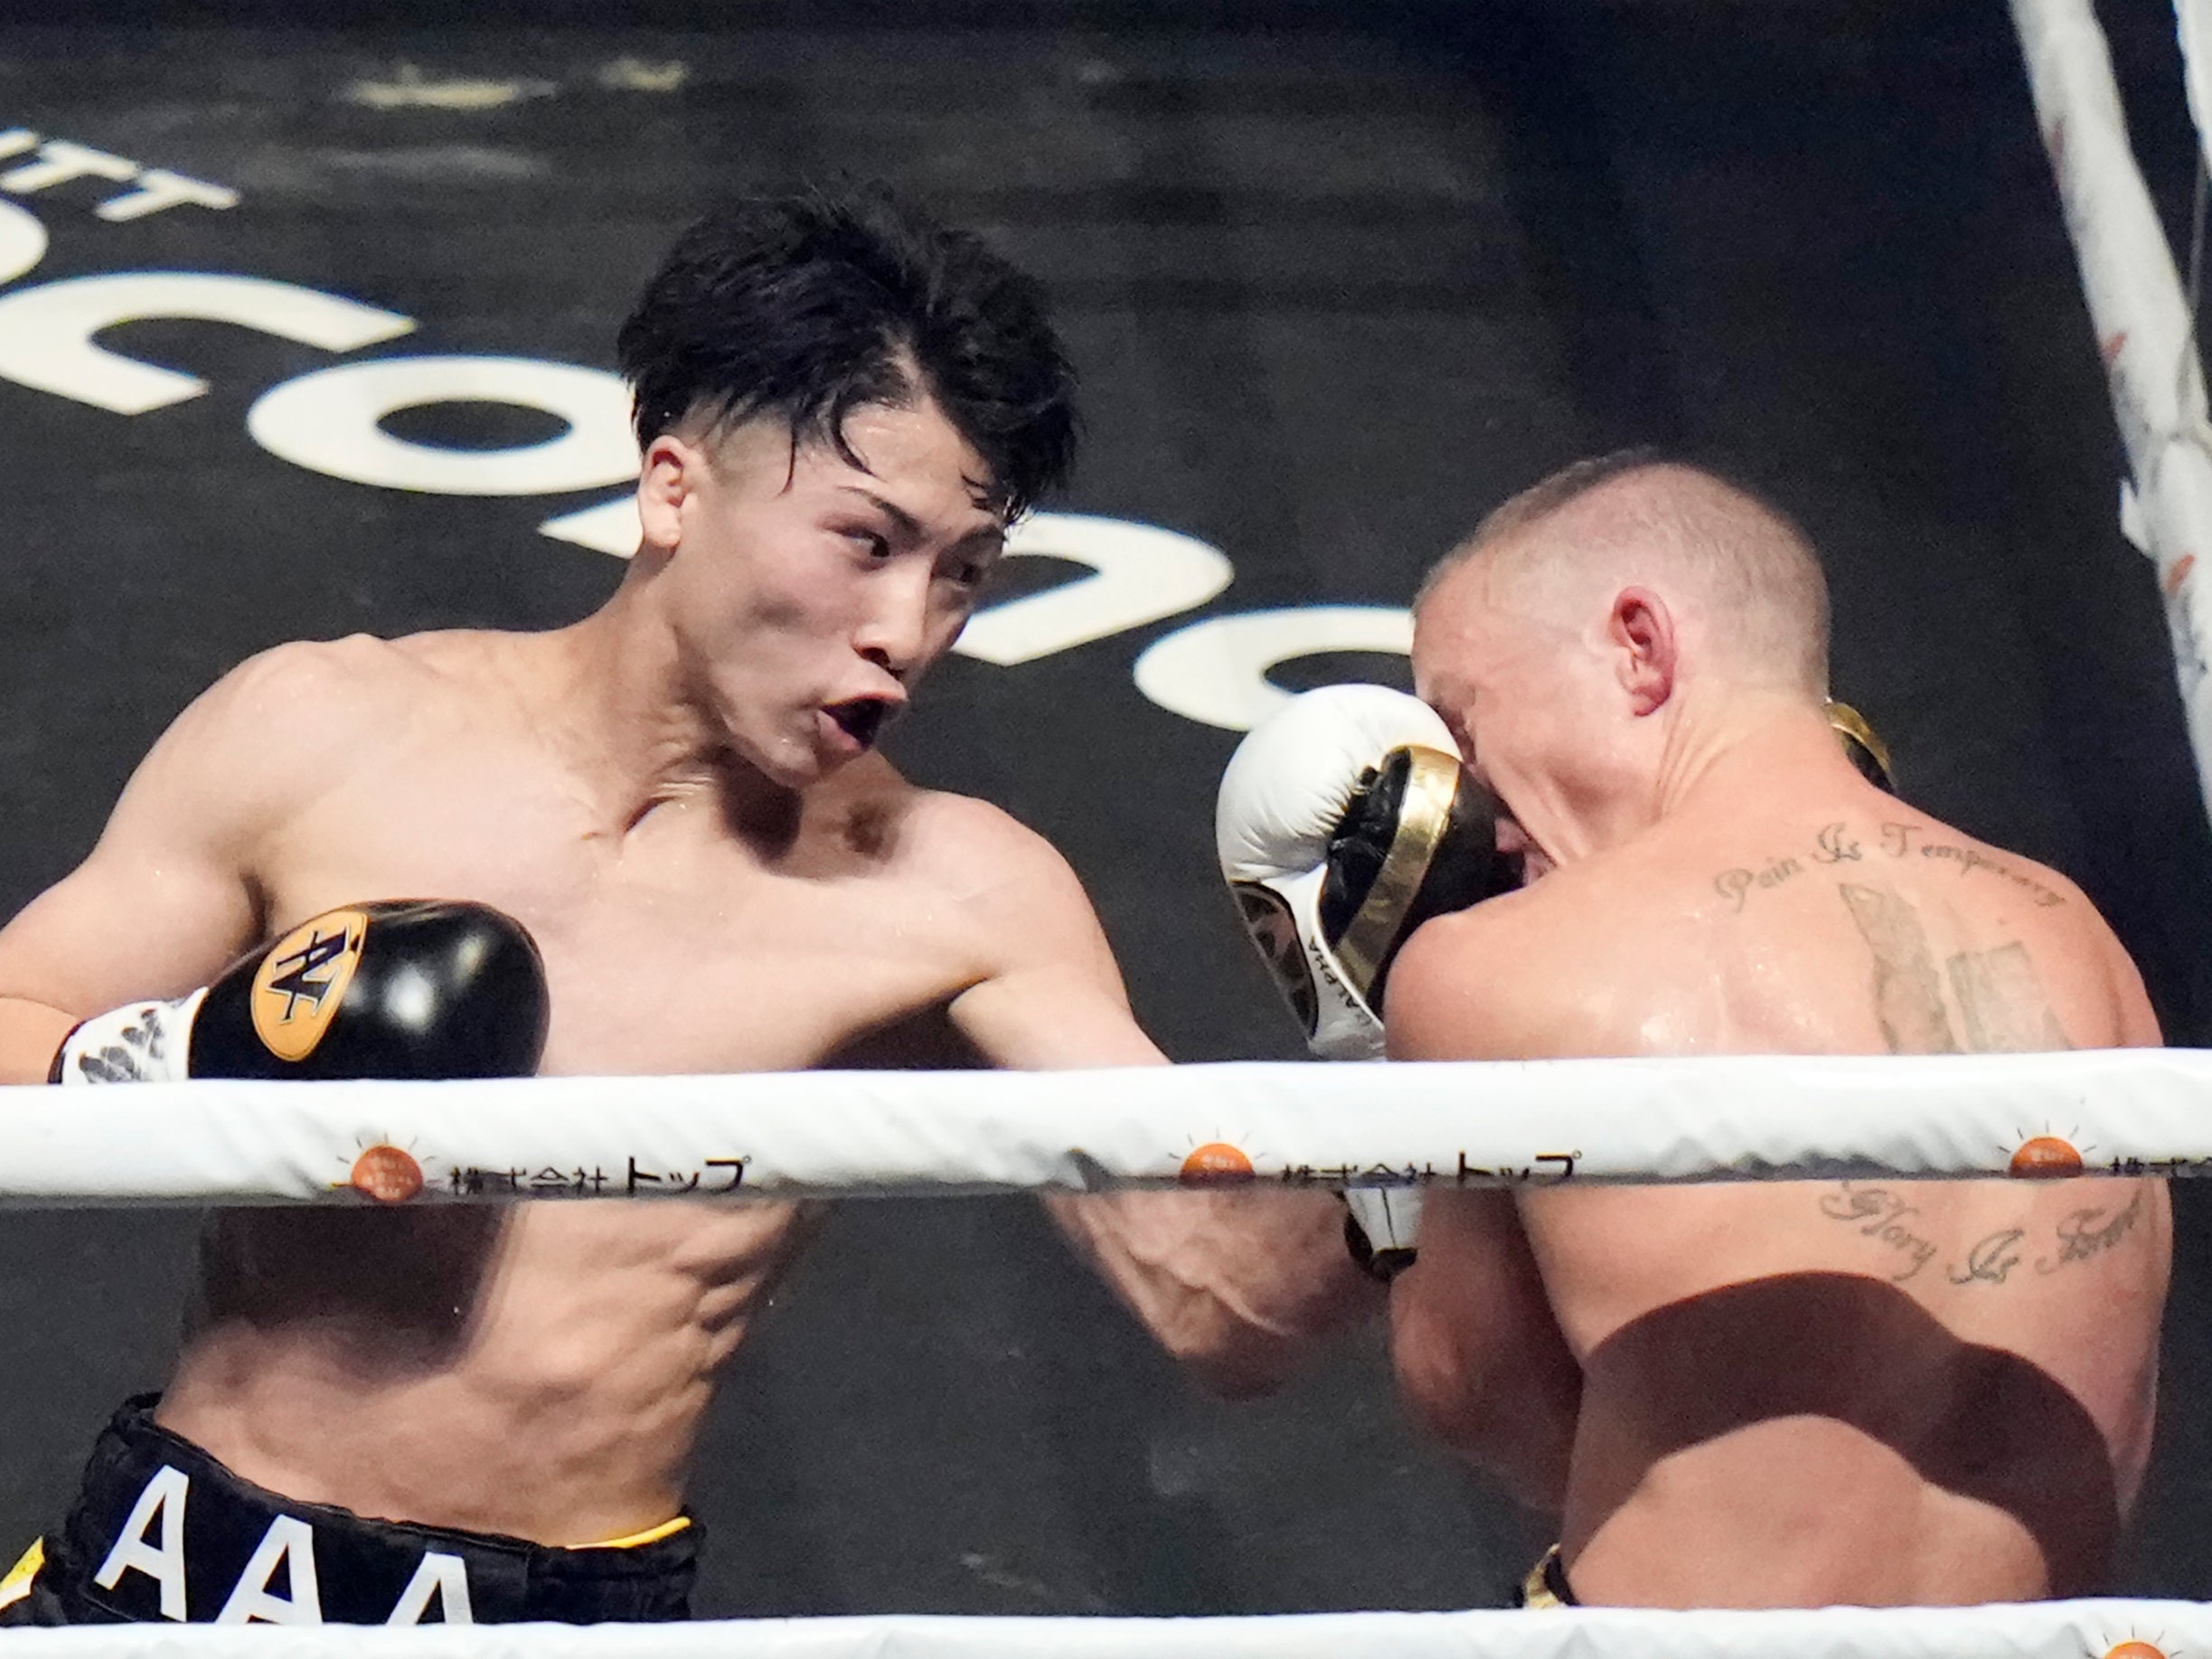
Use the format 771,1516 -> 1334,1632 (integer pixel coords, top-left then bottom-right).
0,0 -> 2208,1631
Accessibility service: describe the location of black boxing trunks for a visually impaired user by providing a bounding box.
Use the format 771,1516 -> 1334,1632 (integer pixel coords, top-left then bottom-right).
1511,1544 -> 1578,1609
0,1396 -> 695,1625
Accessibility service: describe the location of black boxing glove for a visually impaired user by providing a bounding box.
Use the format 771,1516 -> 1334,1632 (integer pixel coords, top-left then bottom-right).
51,900 -> 549,1085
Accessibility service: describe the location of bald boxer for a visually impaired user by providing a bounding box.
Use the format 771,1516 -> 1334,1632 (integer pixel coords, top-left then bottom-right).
1379,456 -> 2166,1607
0,188 -> 1364,1626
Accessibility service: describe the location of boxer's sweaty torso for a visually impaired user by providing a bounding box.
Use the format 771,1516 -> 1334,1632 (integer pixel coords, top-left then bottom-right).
139,630 -> 1039,1547
1390,775 -> 2167,1606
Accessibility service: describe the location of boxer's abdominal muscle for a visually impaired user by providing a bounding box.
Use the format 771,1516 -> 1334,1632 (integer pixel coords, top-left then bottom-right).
154,745 -> 1014,1545
161,1198 -> 813,1546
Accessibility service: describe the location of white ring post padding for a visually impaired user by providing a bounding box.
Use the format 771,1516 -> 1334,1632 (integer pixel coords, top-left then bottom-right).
2,1050 -> 2207,1205
0,1601 -> 2207,1655
2178,0 -> 2212,184
2011,0 -> 2212,829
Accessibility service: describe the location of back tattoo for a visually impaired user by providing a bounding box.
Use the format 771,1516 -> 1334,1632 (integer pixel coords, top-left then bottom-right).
1837,882 -> 2069,1056
1819,862 -> 2137,1292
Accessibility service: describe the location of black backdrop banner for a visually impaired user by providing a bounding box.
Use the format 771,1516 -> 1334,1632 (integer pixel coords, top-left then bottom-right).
0,0 -> 2207,1614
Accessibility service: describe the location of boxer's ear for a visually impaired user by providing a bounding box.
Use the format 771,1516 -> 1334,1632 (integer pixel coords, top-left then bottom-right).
635,434 -> 701,557
1611,586 -> 1675,716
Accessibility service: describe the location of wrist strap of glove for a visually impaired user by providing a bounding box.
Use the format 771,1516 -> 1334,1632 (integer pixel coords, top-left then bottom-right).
49,989 -> 207,1085
1342,1187 -> 1422,1282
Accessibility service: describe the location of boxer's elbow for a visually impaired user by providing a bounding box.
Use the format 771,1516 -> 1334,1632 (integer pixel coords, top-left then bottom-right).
1391,1289 -> 1577,1513
1151,1292 -> 1317,1400
1047,1192 -> 1375,1395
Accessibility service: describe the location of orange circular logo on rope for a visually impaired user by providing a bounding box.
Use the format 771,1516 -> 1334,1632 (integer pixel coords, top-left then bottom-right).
2104,1642 -> 2166,1659
349,1145 -> 424,1204
2009,1136 -> 2084,1179
1180,1143 -> 1255,1185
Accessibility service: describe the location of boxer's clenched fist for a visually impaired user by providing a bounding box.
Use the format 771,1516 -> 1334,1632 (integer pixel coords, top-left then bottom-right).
51,900 -> 549,1084
1217,685 -> 1520,1279
1217,684 -> 1514,1060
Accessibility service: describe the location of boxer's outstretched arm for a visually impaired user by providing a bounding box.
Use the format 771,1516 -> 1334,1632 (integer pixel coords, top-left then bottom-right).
0,646 -> 340,1082
944,807 -> 1382,1397
1379,916 -> 1585,1510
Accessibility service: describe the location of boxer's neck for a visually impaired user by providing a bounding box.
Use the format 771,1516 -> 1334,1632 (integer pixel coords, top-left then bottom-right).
537,586 -> 798,837
1533,693 -> 1841,867
1651,695 -> 1858,829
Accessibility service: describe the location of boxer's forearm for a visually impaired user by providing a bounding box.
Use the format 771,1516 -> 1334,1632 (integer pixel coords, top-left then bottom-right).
0,996 -> 80,1083
1388,1197 -> 1583,1513
953,938 -> 1380,1388
1401,1336 -> 1579,1514
1045,1189 -> 1384,1398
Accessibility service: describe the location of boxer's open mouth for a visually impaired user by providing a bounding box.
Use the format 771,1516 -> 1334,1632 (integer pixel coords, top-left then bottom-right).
825,698 -> 892,749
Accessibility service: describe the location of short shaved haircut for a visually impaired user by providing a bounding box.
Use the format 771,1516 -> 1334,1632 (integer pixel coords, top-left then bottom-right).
1419,452 -> 1831,697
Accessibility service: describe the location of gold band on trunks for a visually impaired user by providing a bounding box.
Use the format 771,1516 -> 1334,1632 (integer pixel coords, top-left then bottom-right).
1518,1543 -> 1573,1610
0,1538 -> 42,1609
579,1514 -> 692,1551
1333,746 -> 1459,994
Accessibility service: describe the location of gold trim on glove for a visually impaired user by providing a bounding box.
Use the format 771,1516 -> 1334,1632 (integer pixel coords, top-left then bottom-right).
1336,746 -> 1458,995
1825,699 -> 1894,791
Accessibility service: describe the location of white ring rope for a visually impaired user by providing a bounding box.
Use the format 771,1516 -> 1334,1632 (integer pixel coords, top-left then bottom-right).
2011,0 -> 2212,829
0,1600 -> 2204,1655
0,31 -> 2198,1659
4,1049 -> 2207,1205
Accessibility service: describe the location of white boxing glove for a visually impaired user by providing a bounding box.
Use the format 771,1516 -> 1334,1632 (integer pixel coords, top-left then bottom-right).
1217,685 -> 1516,1280
1217,684 -> 1509,1059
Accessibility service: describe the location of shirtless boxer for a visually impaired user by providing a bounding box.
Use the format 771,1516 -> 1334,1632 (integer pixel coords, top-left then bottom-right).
0,188 -> 1366,1625
1378,456 -> 2167,1607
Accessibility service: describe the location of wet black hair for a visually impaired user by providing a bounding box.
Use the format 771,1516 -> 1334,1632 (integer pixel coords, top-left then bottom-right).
617,184 -> 1078,520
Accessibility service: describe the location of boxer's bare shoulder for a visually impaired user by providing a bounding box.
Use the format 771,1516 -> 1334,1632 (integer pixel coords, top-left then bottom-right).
1385,848 -> 1682,1061
0,636 -> 440,1021
1390,797 -> 2156,1062
116,634 -> 467,821
886,788 -> 1150,1067
890,788 -> 1094,910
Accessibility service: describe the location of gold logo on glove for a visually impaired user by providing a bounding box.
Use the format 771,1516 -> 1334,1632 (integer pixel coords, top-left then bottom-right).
250,907 -> 370,1061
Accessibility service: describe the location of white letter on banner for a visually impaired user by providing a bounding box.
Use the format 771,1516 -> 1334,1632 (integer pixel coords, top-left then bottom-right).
1132,605 -> 1413,731
0,199 -> 44,287
97,169 -> 239,223
387,1551 -> 474,1625
248,356 -> 638,496
953,514 -> 1233,666
91,1463 -> 190,1621
0,139 -> 135,194
216,1514 -> 322,1625
0,273 -> 415,414
541,494 -> 641,558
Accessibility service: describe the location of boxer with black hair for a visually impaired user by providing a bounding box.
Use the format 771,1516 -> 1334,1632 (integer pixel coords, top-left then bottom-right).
0,186 -> 1369,1626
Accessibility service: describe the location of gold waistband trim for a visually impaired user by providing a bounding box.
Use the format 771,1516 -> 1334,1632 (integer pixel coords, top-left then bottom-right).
1519,1543 -> 1572,1609
0,1537 -> 43,1607
579,1514 -> 692,1551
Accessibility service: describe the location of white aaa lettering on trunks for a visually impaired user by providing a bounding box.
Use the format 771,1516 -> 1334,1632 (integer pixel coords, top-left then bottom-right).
90,1463 -> 474,1625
